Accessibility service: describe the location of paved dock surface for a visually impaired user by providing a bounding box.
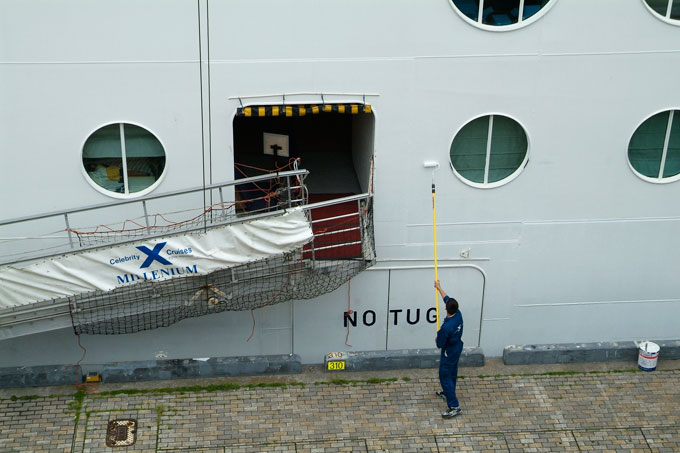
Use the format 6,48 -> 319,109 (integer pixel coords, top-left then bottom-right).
1,360 -> 679,452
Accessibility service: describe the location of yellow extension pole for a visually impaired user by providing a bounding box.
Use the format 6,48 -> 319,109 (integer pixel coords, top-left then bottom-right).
432,182 -> 440,331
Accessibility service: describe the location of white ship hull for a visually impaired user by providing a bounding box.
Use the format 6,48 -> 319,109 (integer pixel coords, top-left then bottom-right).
1,0 -> 679,367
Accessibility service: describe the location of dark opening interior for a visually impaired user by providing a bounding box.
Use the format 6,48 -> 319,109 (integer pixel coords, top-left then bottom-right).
232,111 -> 374,199
233,109 -> 375,259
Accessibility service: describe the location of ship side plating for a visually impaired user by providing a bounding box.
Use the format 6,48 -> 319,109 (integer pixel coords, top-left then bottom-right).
0,0 -> 679,367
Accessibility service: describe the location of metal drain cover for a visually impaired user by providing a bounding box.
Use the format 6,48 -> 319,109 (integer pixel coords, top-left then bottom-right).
106,419 -> 137,447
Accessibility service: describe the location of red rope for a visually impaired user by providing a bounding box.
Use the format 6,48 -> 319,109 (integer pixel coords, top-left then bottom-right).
247,253 -> 305,342
345,278 -> 353,347
67,298 -> 98,394
68,159 -> 302,236
234,158 -> 300,174
67,201 -> 238,236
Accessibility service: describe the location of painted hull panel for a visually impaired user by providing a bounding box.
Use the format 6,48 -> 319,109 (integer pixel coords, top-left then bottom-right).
1,0 -> 679,366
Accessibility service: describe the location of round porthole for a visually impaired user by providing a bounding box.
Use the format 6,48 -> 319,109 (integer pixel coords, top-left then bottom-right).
450,114 -> 529,188
82,123 -> 166,197
642,0 -> 680,25
449,0 -> 556,30
628,110 -> 680,183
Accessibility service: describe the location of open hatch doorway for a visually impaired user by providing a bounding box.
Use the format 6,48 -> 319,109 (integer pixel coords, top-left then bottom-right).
232,104 -> 375,204
232,103 -> 375,259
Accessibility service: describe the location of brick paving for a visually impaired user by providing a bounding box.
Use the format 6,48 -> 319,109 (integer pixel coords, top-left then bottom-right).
0,368 -> 678,452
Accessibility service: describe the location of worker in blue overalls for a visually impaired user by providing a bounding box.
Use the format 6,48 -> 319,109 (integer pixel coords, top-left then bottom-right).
434,279 -> 463,418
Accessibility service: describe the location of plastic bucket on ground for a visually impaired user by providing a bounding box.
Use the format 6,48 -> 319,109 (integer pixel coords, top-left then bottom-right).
637,341 -> 660,371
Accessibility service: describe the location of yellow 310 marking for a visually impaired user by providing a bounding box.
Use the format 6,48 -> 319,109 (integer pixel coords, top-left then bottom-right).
327,361 -> 346,370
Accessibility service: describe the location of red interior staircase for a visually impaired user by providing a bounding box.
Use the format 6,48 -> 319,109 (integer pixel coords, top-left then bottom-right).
305,194 -> 362,259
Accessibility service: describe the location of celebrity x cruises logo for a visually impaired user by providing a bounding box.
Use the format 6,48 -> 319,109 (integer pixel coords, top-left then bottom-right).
136,242 -> 172,268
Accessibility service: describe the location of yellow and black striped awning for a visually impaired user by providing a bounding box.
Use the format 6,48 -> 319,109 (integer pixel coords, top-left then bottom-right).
237,103 -> 372,117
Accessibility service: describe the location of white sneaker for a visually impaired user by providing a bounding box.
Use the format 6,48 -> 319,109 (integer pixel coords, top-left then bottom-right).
442,406 -> 462,418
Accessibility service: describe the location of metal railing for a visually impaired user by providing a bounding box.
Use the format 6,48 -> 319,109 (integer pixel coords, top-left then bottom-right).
0,191 -> 375,331
302,194 -> 372,261
0,170 -> 309,266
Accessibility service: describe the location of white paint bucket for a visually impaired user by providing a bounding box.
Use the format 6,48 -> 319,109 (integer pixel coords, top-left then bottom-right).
637,341 -> 660,372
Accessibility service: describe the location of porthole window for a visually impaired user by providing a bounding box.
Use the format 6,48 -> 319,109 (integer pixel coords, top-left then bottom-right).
449,0 -> 555,29
642,0 -> 680,23
450,114 -> 529,188
82,123 -> 166,197
628,110 -> 680,183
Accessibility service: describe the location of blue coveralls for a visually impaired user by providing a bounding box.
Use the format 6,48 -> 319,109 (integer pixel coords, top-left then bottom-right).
436,297 -> 463,409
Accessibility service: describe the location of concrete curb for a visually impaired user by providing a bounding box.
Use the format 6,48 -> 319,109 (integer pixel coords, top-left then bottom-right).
503,340 -> 680,365
0,355 -> 302,388
99,354 -> 302,383
0,365 -> 81,388
325,348 -> 484,372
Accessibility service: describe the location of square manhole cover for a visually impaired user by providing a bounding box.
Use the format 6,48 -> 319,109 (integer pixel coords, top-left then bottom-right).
106,419 -> 137,447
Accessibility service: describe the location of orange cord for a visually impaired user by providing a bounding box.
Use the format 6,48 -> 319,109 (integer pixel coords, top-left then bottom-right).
247,253 -> 305,342
67,298 -> 98,394
68,159 -> 301,237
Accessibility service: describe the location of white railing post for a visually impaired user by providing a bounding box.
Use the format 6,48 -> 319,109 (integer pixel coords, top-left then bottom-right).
64,213 -> 75,249
142,200 -> 150,228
